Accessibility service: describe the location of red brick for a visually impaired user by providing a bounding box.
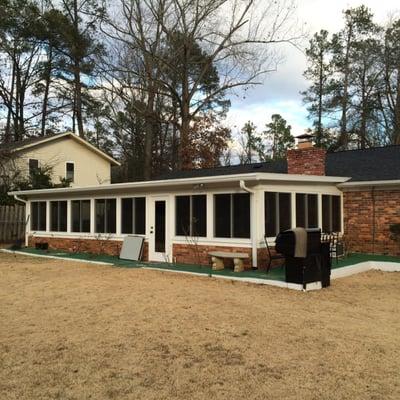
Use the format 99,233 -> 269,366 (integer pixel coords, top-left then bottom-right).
287,147 -> 326,175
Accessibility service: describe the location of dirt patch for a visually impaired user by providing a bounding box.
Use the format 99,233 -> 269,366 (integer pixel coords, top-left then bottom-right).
0,252 -> 399,400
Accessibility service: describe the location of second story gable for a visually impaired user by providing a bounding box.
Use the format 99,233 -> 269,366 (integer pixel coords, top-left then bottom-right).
1,133 -> 120,187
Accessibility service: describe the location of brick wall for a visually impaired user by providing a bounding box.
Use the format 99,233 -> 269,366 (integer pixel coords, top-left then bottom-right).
287,147 -> 326,176
28,236 -> 149,261
343,189 -> 400,256
173,243 -> 253,269
257,247 -> 285,270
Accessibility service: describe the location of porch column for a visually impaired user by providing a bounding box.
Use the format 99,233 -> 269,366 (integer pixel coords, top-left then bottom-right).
25,200 -> 30,246
116,197 -> 121,235
67,200 -> 72,233
251,190 -> 260,268
90,198 -> 95,234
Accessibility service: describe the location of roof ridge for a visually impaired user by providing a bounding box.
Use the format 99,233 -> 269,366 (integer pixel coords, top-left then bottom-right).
327,144 -> 400,154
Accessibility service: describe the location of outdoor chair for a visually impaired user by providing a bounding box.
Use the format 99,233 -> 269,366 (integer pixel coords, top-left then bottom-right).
321,232 -> 345,264
264,235 -> 285,273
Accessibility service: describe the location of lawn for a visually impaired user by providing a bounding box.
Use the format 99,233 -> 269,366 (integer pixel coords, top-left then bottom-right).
0,252 -> 399,400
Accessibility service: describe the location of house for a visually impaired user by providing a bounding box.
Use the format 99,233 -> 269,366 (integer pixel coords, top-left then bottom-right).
8,138 -> 400,268
0,132 -> 120,187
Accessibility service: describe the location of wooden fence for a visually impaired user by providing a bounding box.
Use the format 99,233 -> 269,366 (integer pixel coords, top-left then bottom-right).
0,205 -> 26,243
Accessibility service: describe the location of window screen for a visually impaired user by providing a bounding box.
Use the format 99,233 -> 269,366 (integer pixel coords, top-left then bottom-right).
66,162 -> 74,182
31,201 -> 46,231
50,201 -> 67,232
29,159 -> 39,176
71,200 -> 91,233
264,192 -> 291,237
214,193 -> 250,238
175,195 -> 206,237
121,197 -> 146,234
95,199 -> 116,233
296,193 -> 318,228
322,195 -> 341,233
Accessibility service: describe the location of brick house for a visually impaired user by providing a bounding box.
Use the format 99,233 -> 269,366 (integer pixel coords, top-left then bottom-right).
9,141 -> 400,267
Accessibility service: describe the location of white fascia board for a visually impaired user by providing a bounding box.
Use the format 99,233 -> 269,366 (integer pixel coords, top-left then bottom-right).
8,172 -> 349,198
70,134 -> 121,166
10,132 -> 70,152
338,179 -> 400,188
12,132 -> 120,166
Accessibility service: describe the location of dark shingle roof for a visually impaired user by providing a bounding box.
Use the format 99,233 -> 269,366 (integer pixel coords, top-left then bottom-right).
155,159 -> 287,180
155,145 -> 400,182
326,145 -> 400,181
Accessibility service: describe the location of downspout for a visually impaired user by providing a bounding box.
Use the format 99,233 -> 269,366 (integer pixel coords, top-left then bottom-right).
13,194 -> 29,247
240,180 -> 258,268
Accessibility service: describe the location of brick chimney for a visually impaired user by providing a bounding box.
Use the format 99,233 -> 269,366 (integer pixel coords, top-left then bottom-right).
287,134 -> 326,176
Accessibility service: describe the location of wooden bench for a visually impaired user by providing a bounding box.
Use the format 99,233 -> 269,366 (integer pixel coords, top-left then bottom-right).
208,251 -> 249,272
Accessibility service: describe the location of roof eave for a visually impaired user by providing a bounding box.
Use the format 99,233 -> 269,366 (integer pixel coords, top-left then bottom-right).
338,179 -> 400,188
9,132 -> 121,166
8,172 -> 350,197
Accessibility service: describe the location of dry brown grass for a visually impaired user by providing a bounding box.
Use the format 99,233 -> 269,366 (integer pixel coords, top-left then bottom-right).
0,252 -> 399,400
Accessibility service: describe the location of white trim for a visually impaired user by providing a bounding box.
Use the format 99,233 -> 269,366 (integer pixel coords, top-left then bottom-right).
339,179 -> 400,188
331,260 -> 400,279
9,172 -> 350,197
11,132 -> 120,166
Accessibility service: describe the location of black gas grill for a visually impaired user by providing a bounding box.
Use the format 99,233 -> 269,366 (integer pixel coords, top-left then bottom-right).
275,228 -> 331,289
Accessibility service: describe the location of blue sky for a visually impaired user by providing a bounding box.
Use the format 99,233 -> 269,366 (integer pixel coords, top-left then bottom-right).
226,0 -> 400,137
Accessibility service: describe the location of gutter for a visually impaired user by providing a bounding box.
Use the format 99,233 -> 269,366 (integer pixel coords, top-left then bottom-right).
9,172 -> 350,197
240,180 -> 258,268
338,179 -> 400,188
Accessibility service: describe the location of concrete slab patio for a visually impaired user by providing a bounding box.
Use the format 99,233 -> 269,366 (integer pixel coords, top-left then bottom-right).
1,247 -> 399,291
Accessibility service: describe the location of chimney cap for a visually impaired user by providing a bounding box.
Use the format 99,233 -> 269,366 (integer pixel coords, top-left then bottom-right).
296,133 -> 315,140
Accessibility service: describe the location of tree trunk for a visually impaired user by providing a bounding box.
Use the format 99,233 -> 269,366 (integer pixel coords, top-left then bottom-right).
179,44 -> 192,170
360,66 -> 367,149
317,49 -> 323,146
74,64 -> 84,137
73,0 -> 84,138
394,66 -> 400,145
143,90 -> 155,180
5,51 -> 16,143
338,28 -> 353,149
40,46 -> 53,137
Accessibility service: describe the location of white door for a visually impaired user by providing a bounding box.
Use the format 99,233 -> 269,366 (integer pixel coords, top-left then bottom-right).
148,196 -> 170,262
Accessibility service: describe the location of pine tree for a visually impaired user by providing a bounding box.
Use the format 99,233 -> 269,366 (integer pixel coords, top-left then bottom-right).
263,114 -> 294,159
301,30 -> 332,147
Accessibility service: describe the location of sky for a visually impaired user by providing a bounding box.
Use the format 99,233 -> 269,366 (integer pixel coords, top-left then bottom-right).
226,0 -> 400,137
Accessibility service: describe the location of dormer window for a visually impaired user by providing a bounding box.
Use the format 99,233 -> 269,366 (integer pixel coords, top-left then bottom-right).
66,162 -> 74,182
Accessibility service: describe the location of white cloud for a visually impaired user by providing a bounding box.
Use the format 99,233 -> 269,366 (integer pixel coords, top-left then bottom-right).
226,0 -> 400,133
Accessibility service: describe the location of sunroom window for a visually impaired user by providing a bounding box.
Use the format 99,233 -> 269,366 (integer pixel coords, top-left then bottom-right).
71,200 -> 91,233
175,195 -> 207,237
95,199 -> 116,234
121,197 -> 146,235
264,192 -> 291,237
296,193 -> 318,228
322,195 -> 341,233
214,193 -> 250,238
31,201 -> 47,231
50,201 -> 67,232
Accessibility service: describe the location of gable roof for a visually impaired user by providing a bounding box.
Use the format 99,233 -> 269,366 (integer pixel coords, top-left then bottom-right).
0,132 -> 120,166
155,145 -> 400,183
